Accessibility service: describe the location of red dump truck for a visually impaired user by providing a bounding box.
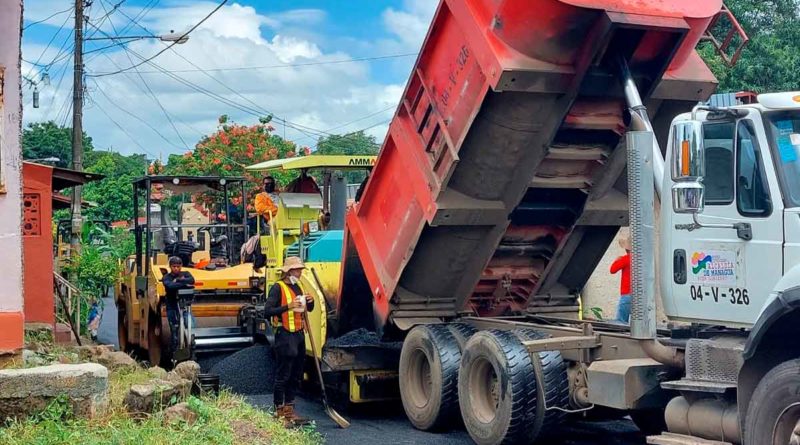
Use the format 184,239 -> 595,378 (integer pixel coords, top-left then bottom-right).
233,1 -> 800,444
325,1 -> 800,445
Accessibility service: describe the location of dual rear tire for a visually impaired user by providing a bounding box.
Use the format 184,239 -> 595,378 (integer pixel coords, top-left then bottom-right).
399,324 -> 569,444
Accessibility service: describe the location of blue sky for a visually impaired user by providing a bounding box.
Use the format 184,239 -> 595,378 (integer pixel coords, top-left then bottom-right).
21,0 -> 436,158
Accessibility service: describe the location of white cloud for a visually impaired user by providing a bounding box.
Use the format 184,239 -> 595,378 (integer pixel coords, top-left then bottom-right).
20,1 -> 438,157
382,0 -> 438,52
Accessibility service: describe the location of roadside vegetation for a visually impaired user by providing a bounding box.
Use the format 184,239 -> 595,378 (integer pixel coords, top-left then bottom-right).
0,363 -> 322,445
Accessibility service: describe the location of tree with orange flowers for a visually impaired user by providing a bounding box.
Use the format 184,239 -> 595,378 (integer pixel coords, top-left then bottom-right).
166,115 -> 310,209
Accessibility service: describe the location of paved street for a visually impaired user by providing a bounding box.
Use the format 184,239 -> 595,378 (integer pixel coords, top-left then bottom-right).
97,297 -> 646,445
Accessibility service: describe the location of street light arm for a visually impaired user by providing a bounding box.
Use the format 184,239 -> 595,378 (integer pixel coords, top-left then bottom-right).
84,35 -> 154,41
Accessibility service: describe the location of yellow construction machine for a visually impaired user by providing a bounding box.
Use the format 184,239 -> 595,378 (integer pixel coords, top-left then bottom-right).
115,175 -> 262,366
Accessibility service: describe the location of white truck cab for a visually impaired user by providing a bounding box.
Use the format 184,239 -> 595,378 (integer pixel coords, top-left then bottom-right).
661,92 -> 800,327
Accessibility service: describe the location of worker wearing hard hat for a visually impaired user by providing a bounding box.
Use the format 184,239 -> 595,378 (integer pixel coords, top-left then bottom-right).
263,256 -> 315,427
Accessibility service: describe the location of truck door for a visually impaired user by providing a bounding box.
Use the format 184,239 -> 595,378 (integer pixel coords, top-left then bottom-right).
666,111 -> 784,326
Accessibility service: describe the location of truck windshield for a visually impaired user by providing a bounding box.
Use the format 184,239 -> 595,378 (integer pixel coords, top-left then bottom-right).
766,111 -> 800,206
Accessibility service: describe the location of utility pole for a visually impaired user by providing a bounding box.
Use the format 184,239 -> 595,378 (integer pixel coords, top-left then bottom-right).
70,0 -> 84,256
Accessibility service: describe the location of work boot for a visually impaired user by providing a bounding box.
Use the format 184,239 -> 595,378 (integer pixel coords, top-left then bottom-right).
273,405 -> 292,428
284,403 -> 311,426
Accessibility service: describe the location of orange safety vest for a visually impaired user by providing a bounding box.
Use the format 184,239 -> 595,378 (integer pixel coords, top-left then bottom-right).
273,281 -> 305,332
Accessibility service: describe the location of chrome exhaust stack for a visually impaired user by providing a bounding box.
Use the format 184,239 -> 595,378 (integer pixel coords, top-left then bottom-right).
618,57 -> 684,368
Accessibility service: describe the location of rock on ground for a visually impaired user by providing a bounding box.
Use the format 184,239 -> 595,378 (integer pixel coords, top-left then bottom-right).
173,361 -> 200,383
95,350 -> 139,371
0,363 -> 109,420
147,366 -> 168,379
124,377 -> 191,415
76,344 -> 115,361
211,345 -> 276,395
162,402 -> 198,426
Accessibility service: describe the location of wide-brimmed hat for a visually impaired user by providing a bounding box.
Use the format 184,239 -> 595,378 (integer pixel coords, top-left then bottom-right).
280,256 -> 306,273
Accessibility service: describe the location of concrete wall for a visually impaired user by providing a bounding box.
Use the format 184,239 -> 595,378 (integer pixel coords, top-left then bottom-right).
0,0 -> 24,355
23,163 -> 54,326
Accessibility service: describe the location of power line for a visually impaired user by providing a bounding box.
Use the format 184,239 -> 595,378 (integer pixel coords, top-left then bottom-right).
97,0 -> 190,150
87,95 -> 154,156
83,0 -> 126,40
91,78 -> 184,150
44,60 -> 71,119
82,13 -> 326,142
83,7 -> 391,150
84,5 -> 378,146
294,105 -> 395,145
114,0 -> 159,37
25,8 -> 74,79
23,6 -> 74,31
131,53 -> 419,73
87,0 -> 229,77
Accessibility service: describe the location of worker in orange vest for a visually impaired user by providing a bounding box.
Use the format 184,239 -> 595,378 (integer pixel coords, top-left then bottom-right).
263,256 -> 315,426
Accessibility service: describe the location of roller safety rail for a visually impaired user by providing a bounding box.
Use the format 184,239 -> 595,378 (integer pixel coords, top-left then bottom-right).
338,0 -> 735,333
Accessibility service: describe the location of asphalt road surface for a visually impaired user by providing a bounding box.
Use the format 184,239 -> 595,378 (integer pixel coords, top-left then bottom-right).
97,297 -> 647,444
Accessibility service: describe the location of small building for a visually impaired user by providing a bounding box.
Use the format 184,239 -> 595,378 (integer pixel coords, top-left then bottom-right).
0,0 -> 23,362
21,162 -> 103,333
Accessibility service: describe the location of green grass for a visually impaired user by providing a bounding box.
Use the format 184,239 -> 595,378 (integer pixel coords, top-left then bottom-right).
0,366 -> 323,445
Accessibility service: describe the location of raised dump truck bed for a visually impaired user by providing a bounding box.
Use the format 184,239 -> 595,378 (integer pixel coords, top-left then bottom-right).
339,0 -> 721,332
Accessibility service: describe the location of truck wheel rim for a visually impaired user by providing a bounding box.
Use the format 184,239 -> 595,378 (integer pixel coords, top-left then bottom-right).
408,347 -> 432,409
470,357 -> 499,423
773,402 -> 800,445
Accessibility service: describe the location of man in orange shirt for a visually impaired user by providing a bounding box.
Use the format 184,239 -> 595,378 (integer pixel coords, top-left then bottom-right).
255,176 -> 279,231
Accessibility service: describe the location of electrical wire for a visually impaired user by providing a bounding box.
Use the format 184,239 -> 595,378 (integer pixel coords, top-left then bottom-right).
87,0 -> 229,77
23,6 -> 74,30
87,95 -> 154,156
84,6 -> 380,146
83,0 -> 127,40
114,0 -> 159,38
44,60 -> 72,120
293,105 -> 395,145
91,78 -> 185,150
131,53 -> 419,73
24,8 -> 74,79
96,0 -> 191,149
84,2 -> 392,150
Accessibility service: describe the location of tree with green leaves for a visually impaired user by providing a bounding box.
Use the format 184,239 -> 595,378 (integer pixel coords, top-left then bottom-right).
82,152 -> 148,222
22,121 -> 94,168
314,130 -> 379,183
699,0 -> 800,93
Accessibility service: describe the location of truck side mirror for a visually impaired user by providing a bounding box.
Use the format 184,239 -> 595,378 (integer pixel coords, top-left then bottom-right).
671,121 -> 705,214
671,121 -> 705,180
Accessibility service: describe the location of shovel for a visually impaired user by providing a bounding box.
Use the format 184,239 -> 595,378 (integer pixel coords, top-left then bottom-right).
302,309 -> 350,428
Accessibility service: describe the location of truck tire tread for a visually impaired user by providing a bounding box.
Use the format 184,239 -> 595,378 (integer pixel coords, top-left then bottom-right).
514,328 -> 570,439
459,329 -> 536,445
399,324 -> 462,431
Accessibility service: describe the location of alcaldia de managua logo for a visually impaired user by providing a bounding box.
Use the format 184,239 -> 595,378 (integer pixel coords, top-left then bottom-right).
691,251 -> 735,278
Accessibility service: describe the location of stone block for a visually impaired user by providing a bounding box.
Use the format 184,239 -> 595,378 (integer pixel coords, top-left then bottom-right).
124,377 -> 191,415
0,363 -> 108,420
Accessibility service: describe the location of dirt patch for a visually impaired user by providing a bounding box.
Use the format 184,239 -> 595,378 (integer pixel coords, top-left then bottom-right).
231,419 -> 272,444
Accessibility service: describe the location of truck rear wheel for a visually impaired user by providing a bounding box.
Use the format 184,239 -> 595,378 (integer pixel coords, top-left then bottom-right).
447,323 -> 477,351
744,358 -> 800,445
459,330 -> 536,445
399,324 -> 461,431
514,329 -> 570,439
